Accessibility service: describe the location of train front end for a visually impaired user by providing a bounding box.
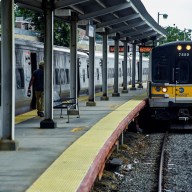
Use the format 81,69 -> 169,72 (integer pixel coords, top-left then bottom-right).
148,41 -> 192,121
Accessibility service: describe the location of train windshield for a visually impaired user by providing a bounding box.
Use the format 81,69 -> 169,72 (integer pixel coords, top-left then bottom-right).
175,59 -> 189,83
151,43 -> 192,84
152,56 -> 169,83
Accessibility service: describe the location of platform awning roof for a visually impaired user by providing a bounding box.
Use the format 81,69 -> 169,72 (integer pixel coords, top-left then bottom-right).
15,0 -> 167,44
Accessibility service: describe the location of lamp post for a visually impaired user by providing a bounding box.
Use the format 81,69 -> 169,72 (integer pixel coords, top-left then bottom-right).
157,12 -> 168,24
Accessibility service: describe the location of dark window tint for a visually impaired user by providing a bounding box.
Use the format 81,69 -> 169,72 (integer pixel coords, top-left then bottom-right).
119,68 -> 122,77
143,68 -> 149,75
176,60 -> 189,83
83,69 -> 85,83
87,61 -> 89,79
55,68 -> 59,85
127,68 -> 131,76
16,68 -> 24,89
60,69 -> 65,84
96,68 -> 99,80
65,69 -> 69,84
152,56 -> 169,83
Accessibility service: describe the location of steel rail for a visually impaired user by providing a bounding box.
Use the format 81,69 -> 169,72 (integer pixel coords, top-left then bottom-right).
158,131 -> 169,192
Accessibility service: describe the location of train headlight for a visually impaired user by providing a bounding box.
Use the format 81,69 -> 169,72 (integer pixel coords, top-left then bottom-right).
162,87 -> 168,93
177,45 -> 182,51
155,86 -> 161,92
186,45 -> 191,50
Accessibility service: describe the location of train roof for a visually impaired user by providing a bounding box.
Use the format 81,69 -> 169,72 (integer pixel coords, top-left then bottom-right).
15,38 -> 88,56
156,41 -> 192,48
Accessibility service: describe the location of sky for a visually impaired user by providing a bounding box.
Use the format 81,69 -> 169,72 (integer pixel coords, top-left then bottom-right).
141,0 -> 192,30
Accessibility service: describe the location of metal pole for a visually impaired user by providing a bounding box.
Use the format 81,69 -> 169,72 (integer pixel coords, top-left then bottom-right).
112,33 -> 120,97
130,43 -> 136,90
100,30 -> 109,100
40,0 -> 56,128
86,20 -> 96,106
0,0 -> 17,150
70,13 -> 77,99
158,12 -> 160,24
122,39 -> 128,93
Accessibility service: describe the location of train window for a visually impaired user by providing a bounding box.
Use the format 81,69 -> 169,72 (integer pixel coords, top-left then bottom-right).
108,68 -> 112,79
112,68 -> 115,78
16,68 -> 24,89
87,65 -> 89,78
99,59 -> 103,67
60,69 -> 65,84
176,60 -> 189,83
153,64 -> 169,82
96,68 -> 99,80
152,57 -> 169,82
107,68 -> 110,78
119,68 -> 122,77
127,68 -> 131,76
15,49 -> 23,66
143,68 -> 149,75
82,69 -> 85,83
65,69 -> 70,84
86,59 -> 89,78
55,68 -> 59,85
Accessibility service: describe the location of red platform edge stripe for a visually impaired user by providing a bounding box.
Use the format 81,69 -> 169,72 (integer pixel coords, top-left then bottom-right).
77,99 -> 147,192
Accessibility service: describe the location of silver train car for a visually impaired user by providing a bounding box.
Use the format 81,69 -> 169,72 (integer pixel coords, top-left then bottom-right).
14,39 -> 149,115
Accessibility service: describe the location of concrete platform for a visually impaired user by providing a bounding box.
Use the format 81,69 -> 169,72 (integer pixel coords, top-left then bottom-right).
0,85 -> 147,192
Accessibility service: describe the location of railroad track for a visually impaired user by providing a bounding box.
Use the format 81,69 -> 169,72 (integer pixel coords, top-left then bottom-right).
158,131 -> 168,192
158,126 -> 192,191
92,120 -> 192,192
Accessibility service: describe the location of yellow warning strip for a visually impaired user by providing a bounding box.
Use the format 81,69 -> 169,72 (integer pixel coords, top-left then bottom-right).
15,110 -> 37,124
71,127 -> 84,132
26,93 -> 146,192
14,90 -> 112,124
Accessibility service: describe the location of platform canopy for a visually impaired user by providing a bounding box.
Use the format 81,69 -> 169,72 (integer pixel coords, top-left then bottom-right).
15,0 -> 167,44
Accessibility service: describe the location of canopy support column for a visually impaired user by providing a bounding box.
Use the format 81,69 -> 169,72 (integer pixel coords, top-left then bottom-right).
100,30 -> 109,101
70,13 -> 78,99
86,21 -> 96,106
0,0 -> 17,150
69,13 -> 79,115
112,33 -> 120,97
122,38 -> 128,93
138,52 -> 143,88
130,43 -> 136,90
40,0 -> 56,128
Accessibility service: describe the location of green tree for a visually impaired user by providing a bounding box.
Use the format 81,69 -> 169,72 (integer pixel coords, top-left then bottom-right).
163,25 -> 191,43
14,6 -> 70,47
54,19 -> 70,47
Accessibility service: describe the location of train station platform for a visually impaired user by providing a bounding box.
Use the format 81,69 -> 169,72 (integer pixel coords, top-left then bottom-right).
0,85 -> 147,192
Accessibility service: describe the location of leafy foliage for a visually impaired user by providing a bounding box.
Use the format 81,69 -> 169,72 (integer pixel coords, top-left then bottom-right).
163,25 -> 191,43
15,6 -> 70,47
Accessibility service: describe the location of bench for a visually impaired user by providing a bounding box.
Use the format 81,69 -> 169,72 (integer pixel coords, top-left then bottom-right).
53,91 -> 80,123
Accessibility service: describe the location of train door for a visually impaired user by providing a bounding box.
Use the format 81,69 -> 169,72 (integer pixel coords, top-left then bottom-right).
174,58 -> 192,102
30,52 -> 37,109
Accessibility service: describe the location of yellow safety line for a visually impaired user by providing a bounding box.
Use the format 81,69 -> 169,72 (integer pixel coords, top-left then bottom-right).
26,94 -> 146,192
15,86 -> 135,124
15,110 -> 37,124
15,92 -> 108,124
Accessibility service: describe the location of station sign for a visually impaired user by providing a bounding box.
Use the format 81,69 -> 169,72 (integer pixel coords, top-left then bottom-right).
86,24 -> 95,37
139,46 -> 154,53
109,45 -> 129,53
